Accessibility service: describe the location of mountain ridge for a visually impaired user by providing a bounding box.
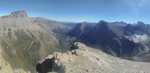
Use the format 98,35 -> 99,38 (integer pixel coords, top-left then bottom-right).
37,42 -> 150,73
0,10 -> 69,73
68,20 -> 150,61
0,10 -> 150,73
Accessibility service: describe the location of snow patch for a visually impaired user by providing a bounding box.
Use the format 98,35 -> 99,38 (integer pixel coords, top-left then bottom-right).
128,34 -> 148,43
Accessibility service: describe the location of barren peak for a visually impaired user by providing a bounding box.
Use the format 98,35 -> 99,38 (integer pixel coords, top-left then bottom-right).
10,10 -> 28,17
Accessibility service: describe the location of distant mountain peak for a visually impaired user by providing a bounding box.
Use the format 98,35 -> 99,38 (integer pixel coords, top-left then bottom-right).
10,10 -> 28,17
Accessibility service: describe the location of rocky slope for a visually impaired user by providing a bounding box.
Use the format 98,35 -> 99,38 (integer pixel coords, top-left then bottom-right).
39,42 -> 150,73
68,20 -> 150,61
1,10 -> 150,73
0,10 -> 67,73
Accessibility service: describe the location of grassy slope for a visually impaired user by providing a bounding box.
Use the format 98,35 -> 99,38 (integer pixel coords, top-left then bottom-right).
0,16 -> 63,73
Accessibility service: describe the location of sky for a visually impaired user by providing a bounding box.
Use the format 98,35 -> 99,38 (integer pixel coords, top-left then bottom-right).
0,0 -> 150,23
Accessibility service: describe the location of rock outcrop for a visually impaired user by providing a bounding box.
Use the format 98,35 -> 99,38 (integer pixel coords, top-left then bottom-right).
10,10 -> 28,17
37,42 -> 150,73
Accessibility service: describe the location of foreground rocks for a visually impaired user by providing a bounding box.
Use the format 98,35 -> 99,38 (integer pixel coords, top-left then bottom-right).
37,42 -> 150,73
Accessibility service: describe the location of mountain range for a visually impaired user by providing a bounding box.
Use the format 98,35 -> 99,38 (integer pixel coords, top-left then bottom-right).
68,20 -> 150,62
0,10 -> 150,73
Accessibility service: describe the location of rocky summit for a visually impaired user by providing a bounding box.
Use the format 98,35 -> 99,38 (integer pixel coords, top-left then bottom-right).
10,10 -> 28,17
38,42 -> 150,73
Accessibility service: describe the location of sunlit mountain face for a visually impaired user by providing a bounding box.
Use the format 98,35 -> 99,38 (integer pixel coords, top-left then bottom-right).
0,10 -> 68,73
1,0 -> 150,73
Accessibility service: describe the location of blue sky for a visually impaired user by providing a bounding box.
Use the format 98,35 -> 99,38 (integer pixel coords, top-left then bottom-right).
0,0 -> 150,23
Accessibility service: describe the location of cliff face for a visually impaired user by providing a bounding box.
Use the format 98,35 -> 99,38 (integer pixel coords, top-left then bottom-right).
10,10 -> 28,17
38,42 -> 150,73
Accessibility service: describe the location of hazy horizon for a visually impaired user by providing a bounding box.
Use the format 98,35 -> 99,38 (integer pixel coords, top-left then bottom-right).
0,0 -> 150,23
